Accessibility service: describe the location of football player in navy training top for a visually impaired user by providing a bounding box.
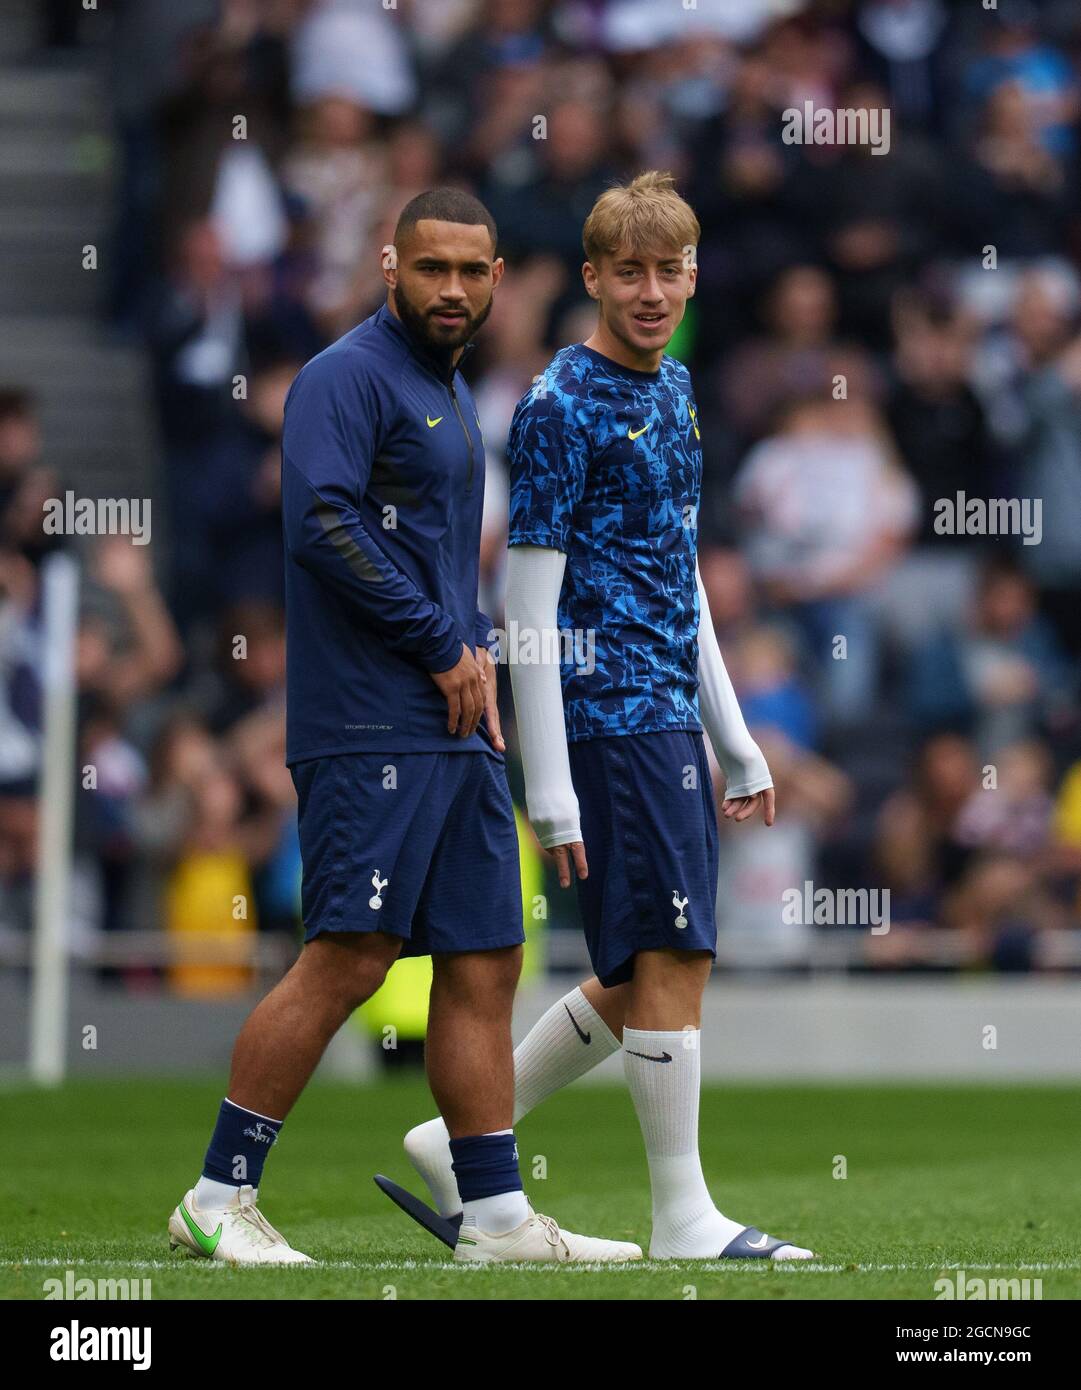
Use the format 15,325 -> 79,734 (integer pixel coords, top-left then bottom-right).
168,189 -> 641,1265
404,173 -> 815,1261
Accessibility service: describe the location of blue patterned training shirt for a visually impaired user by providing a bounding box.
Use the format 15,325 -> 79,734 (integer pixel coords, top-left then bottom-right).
507,343 -> 703,743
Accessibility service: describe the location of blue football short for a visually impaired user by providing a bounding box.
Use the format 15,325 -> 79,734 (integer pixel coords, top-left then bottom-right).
290,750 -> 525,956
568,729 -> 719,987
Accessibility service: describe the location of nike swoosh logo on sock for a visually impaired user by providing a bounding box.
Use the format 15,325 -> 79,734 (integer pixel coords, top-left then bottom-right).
564,1003 -> 591,1044
625,1049 -> 672,1063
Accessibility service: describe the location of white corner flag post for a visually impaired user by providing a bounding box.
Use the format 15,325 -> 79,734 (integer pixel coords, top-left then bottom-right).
29,551 -> 80,1086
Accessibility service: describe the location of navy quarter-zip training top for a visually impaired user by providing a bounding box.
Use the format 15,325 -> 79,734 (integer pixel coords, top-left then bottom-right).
281,302 -> 496,765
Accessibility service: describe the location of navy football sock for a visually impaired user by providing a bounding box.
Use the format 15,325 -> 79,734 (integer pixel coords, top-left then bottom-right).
449,1131 -> 523,1201
201,1098 -> 282,1190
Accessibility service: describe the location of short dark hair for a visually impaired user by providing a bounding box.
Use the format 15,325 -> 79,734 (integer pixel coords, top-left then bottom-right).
394,187 -> 497,256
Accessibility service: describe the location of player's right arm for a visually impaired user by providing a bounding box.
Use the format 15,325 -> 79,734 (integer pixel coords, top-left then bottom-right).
505,381 -> 591,885
281,353 -> 485,736
505,546 -> 586,884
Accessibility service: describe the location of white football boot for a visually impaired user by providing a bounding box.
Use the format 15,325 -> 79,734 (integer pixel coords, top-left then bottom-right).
454,1206 -> 642,1263
168,1185 -> 313,1265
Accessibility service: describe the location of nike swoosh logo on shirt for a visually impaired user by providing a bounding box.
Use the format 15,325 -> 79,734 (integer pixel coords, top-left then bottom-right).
627,425 -> 648,440
564,1003 -> 591,1045
180,1201 -> 223,1256
426,415 -> 443,427
626,1049 -> 672,1064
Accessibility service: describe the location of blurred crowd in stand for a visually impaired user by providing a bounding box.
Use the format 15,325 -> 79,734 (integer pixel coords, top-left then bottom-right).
3,0 -> 1081,984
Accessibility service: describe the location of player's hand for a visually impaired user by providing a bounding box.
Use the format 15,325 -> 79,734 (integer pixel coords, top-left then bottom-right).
551,841 -> 588,888
431,643 -> 485,738
475,645 -> 506,752
722,787 -> 775,826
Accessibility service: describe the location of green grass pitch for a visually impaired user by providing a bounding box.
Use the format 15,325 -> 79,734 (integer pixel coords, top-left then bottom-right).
2,1077 -> 1077,1300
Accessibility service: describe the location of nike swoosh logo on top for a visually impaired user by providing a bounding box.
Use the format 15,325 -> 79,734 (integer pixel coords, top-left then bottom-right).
747,1233 -> 770,1249
426,415 -> 443,428
627,425 -> 648,440
564,1003 -> 591,1045
626,1049 -> 672,1064
180,1201 -> 223,1256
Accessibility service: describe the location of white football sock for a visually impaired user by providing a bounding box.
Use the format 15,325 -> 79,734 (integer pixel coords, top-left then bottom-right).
405,986 -> 621,1216
622,1026 -> 745,1258
512,985 -> 621,1119
460,1189 -> 530,1236
194,1176 -> 249,1210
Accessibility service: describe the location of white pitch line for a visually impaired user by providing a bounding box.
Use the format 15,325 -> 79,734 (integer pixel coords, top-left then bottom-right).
5,1258 -> 1081,1274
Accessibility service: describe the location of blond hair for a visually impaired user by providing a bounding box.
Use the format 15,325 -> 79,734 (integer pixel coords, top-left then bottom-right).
582,170 -> 700,264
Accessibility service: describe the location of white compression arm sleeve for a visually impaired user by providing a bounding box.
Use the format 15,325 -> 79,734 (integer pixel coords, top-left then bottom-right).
696,560 -> 773,799
504,545 -> 582,848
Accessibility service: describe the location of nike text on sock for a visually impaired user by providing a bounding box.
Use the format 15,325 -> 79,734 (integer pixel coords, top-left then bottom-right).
201,1098 -> 282,1192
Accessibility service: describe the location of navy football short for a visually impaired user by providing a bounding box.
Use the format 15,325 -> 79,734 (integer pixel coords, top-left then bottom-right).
290,751 -> 525,955
568,730 -> 719,987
